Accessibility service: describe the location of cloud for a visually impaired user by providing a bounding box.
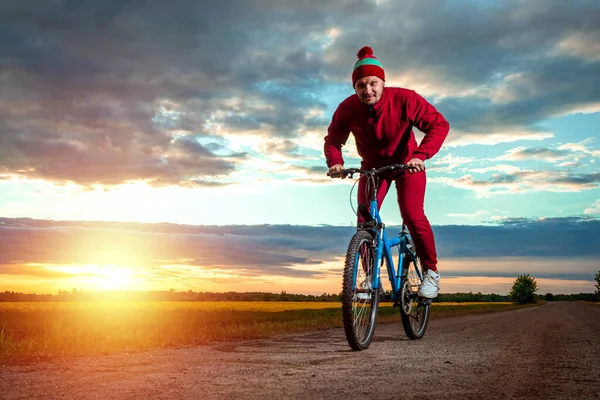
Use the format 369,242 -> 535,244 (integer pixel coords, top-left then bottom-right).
1,216 -> 598,294
442,129 -> 554,148
0,218 -> 355,281
430,154 -> 476,172
552,31 -> 600,62
557,140 -> 600,158
1,216 -> 598,277
260,140 -> 301,159
281,164 -> 332,184
495,141 -> 600,163
433,169 -> 600,196
440,257 -> 597,281
0,264 -> 73,278
0,0 -> 338,187
584,200 -> 600,215
497,146 -> 571,161
431,139 -> 600,195
353,1 -> 600,147
1,0 -> 599,189
3,1 -> 600,295
435,216 -> 600,258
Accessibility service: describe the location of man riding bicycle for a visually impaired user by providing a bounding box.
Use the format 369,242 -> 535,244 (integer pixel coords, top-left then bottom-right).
324,46 -> 450,299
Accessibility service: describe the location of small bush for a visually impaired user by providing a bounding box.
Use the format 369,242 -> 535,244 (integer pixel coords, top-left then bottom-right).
509,274 -> 538,305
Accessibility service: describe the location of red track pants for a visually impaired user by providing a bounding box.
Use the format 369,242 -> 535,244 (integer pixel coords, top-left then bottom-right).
357,170 -> 438,272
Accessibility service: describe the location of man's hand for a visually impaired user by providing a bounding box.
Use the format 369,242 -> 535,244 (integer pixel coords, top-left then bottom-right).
328,164 -> 345,179
406,158 -> 425,173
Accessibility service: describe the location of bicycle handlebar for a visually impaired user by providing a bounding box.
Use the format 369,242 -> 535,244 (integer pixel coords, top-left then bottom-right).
326,164 -> 412,179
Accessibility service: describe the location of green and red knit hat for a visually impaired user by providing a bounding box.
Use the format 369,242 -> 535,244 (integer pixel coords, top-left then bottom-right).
352,46 -> 385,86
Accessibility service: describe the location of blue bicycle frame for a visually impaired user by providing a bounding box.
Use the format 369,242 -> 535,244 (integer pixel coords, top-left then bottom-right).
367,202 -> 422,301
349,165 -> 424,301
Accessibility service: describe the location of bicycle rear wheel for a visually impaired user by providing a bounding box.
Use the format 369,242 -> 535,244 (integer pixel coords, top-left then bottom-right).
400,254 -> 430,339
342,230 -> 379,351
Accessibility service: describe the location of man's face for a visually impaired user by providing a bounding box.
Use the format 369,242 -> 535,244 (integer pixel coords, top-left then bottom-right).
354,76 -> 384,106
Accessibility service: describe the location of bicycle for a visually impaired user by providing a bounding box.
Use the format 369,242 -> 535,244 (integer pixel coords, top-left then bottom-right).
328,164 -> 431,351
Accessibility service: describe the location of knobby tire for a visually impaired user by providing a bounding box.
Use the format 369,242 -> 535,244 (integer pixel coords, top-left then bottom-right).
400,254 -> 430,339
342,230 -> 379,351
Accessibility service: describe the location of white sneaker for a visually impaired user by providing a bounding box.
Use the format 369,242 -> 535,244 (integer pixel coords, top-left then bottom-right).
418,269 -> 440,298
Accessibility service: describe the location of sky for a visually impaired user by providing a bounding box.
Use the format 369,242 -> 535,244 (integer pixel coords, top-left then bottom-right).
1,0 -> 599,295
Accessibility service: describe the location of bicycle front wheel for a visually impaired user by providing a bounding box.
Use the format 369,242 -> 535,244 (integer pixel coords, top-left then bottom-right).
400,254 -> 430,339
342,230 -> 379,351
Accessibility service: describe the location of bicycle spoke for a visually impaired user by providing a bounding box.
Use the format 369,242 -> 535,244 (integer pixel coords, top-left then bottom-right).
342,230 -> 378,350
400,253 -> 430,340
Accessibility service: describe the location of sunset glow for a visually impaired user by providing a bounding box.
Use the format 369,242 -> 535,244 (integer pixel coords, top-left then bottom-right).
89,265 -> 135,291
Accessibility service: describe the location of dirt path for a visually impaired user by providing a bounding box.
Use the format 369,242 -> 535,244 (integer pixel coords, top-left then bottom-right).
2,302 -> 599,399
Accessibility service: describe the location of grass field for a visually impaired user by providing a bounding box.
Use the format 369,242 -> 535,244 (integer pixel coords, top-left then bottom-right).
0,301 -> 524,364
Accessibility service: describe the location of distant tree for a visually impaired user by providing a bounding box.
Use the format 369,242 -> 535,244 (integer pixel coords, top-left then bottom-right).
509,274 -> 538,305
544,293 -> 554,302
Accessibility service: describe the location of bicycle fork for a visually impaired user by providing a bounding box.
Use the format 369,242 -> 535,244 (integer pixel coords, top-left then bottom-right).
370,227 -> 386,297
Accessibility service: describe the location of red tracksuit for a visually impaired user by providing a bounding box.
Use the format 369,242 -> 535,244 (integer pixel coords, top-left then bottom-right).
324,87 -> 450,271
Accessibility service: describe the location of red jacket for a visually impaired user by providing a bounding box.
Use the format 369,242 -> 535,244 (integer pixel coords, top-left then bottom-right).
324,87 -> 450,169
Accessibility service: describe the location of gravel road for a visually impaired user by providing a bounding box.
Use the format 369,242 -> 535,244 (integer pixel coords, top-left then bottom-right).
2,302 -> 599,400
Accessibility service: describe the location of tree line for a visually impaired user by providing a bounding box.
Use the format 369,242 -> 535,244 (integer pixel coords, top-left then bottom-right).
1,270 -> 598,303
0,287 -> 597,303
0,289 -> 342,302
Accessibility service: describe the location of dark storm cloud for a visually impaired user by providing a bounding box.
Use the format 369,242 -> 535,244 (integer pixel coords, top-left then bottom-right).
0,0 -> 343,185
325,0 -> 600,141
0,217 -> 598,283
434,217 -> 600,258
432,58 -> 600,134
1,0 -> 599,186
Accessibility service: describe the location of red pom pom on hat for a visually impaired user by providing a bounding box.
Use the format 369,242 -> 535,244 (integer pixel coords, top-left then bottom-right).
357,46 -> 374,58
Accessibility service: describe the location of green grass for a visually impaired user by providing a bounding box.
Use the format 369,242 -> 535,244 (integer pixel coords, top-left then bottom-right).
0,301 -> 530,364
